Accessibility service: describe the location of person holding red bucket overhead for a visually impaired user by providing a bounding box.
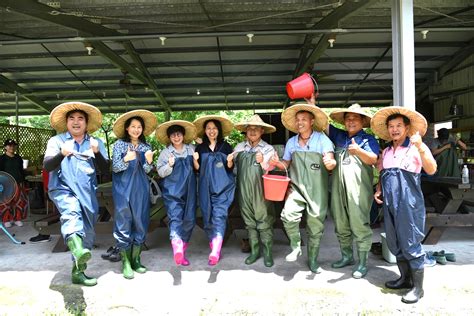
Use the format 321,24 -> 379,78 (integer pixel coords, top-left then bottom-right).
193,115 -> 235,266
286,72 -> 318,100
326,103 -> 379,279
231,114 -> 277,267
270,102 -> 336,273
372,106 -> 436,304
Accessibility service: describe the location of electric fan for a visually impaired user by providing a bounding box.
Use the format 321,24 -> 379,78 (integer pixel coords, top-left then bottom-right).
0,171 -> 25,244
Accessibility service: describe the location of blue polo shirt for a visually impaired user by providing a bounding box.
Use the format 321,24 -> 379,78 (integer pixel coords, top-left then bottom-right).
328,125 -> 379,155
283,131 -> 334,161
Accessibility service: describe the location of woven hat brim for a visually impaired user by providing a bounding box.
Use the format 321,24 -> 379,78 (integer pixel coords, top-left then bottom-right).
193,115 -> 234,137
156,120 -> 197,144
112,110 -> 158,139
234,122 -> 276,134
329,109 -> 372,128
281,103 -> 328,133
371,106 -> 427,141
50,102 -> 102,133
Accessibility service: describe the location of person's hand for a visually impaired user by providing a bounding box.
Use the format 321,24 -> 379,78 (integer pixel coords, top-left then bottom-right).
269,151 -> 280,166
145,150 -> 155,164
227,152 -> 234,164
255,150 -> 263,163
410,131 -> 423,149
348,138 -> 360,156
322,152 -> 336,170
61,142 -> 74,157
123,147 -> 136,162
193,152 -> 199,161
168,155 -> 175,167
374,189 -> 383,204
195,137 -> 203,145
90,137 -> 99,153
304,92 -> 316,105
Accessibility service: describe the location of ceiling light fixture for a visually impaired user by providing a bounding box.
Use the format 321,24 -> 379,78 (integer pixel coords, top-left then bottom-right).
421,30 -> 429,40
159,36 -> 167,45
196,89 -> 200,95
328,34 -> 336,48
84,42 -> 93,55
246,88 -> 250,94
246,33 -> 254,43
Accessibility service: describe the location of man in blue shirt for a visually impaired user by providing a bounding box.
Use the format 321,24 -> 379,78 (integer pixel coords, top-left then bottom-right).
44,102 -> 108,286
271,102 -> 336,273
327,103 -> 379,279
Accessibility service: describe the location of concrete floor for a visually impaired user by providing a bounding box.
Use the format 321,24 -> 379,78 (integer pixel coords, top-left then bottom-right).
0,213 -> 473,315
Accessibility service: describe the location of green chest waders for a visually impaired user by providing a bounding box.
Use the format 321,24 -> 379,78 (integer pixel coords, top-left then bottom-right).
331,148 -> 374,277
236,152 -> 275,266
281,151 -> 328,272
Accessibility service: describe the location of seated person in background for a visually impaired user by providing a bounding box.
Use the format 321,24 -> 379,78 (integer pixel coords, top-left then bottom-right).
430,128 -> 467,177
0,139 -> 28,228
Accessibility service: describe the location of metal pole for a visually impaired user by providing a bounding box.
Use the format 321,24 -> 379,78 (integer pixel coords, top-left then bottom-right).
391,0 -> 416,110
15,91 -> 19,142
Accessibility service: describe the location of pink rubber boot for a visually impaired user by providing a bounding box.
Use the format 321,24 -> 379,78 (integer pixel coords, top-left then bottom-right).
171,238 -> 184,265
208,236 -> 223,266
182,242 -> 190,266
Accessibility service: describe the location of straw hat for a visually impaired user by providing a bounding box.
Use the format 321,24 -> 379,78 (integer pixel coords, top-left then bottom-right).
329,103 -> 372,128
50,101 -> 102,133
281,102 -> 328,133
371,106 -> 427,141
113,110 -> 158,138
193,115 -> 234,137
235,114 -> 276,134
155,120 -> 197,144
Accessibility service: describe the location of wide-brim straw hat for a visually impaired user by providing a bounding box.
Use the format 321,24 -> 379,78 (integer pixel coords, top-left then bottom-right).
155,120 -> 197,144
235,114 -> 276,134
371,106 -> 427,141
281,102 -> 328,133
329,103 -> 372,128
193,115 -> 234,137
50,101 -> 102,133
113,110 -> 158,138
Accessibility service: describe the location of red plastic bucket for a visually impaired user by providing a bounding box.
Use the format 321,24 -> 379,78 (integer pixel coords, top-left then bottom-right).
286,72 -> 316,99
262,168 -> 290,201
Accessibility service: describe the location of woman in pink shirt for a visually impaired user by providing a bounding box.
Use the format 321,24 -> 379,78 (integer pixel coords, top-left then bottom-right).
371,106 -> 436,304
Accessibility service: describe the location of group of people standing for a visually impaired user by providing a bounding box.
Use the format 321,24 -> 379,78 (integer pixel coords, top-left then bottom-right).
41,99 -> 435,304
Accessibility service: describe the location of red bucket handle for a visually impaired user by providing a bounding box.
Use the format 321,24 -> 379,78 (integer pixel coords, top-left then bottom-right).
265,163 -> 289,178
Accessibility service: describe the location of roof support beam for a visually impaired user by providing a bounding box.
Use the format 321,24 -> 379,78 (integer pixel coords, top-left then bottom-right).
0,75 -> 53,113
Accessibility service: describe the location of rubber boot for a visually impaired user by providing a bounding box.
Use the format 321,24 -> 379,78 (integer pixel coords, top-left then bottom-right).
66,234 -> 91,265
131,244 -> 147,273
352,251 -> 369,279
331,246 -> 355,268
182,242 -> 190,266
71,263 -> 97,286
285,234 -> 302,262
260,229 -> 274,267
385,259 -> 413,289
402,269 -> 424,304
120,249 -> 134,279
208,236 -> 223,266
171,238 -> 184,265
245,230 -> 260,265
308,246 -> 321,274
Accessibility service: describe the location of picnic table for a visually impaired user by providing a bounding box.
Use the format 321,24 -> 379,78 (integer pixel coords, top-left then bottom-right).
421,176 -> 474,244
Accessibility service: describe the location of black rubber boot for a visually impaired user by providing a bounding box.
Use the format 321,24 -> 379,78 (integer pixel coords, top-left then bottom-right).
331,246 -> 354,269
245,230 -> 260,265
261,240 -> 274,267
308,246 -> 321,274
402,269 -> 424,304
385,259 -> 413,289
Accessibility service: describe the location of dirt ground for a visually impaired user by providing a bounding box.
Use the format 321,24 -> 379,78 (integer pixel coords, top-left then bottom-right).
1,216 -> 473,315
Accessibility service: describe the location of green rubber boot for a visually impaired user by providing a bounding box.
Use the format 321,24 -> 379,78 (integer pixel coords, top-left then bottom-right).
245,230 -> 260,265
308,246 -> 321,274
260,229 -> 274,267
285,233 -> 302,262
66,234 -> 91,265
352,251 -> 369,279
120,249 -> 134,279
72,263 -> 97,286
131,244 -> 147,273
331,246 -> 354,268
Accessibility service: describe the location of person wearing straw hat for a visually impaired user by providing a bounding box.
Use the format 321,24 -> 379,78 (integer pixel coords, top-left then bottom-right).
232,114 -> 276,267
326,103 -> 379,279
270,103 -> 336,273
193,115 -> 235,266
156,120 -> 197,266
43,102 -> 108,286
111,109 -> 157,279
371,106 -> 436,304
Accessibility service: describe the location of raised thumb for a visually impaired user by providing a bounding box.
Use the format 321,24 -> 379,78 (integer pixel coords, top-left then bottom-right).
351,138 -> 356,144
